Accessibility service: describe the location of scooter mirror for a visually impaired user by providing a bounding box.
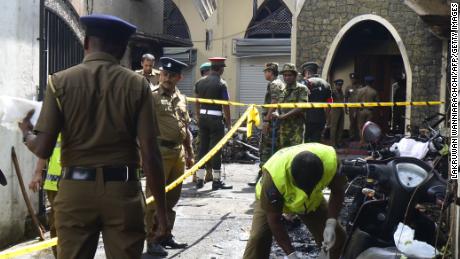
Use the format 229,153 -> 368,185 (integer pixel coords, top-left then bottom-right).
0,168 -> 7,186
362,121 -> 382,144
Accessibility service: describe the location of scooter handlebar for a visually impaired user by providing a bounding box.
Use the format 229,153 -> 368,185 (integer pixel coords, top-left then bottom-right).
340,159 -> 368,179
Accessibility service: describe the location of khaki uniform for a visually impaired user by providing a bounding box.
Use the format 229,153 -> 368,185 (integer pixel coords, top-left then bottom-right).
278,82 -> 309,148
330,88 -> 344,147
344,83 -> 360,140
145,85 -> 190,240
356,85 -> 379,135
259,78 -> 285,166
136,68 -> 160,88
35,52 -> 153,259
243,173 -> 346,259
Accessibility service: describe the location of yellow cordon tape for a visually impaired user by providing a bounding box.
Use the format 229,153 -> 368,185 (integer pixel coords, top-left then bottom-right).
0,105 -> 259,259
0,238 -> 57,259
186,97 -> 443,109
0,99 -> 443,258
145,105 -> 257,204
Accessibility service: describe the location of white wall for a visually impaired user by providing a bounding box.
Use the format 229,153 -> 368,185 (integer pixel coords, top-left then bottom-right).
0,0 -> 40,246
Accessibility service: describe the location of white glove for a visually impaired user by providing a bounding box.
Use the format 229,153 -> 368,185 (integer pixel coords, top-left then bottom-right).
284,251 -> 300,259
322,218 -> 337,251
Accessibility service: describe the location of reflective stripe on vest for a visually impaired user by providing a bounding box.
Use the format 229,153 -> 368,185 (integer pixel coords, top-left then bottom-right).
43,135 -> 62,191
256,143 -> 337,214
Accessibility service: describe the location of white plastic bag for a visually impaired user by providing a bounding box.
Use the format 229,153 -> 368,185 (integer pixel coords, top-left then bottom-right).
390,138 -> 429,159
0,96 -> 42,130
394,222 -> 438,258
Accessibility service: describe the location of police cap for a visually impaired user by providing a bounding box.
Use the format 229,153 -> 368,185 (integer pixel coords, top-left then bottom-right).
334,79 -> 344,85
300,62 -> 319,73
364,75 -> 375,84
80,14 -> 136,41
208,57 -> 226,67
159,57 -> 188,74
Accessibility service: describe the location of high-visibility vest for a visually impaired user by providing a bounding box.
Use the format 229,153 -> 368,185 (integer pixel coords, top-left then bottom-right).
256,143 -> 337,214
43,135 -> 62,191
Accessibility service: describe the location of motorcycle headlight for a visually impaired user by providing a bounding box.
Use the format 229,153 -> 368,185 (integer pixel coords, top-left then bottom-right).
396,162 -> 429,188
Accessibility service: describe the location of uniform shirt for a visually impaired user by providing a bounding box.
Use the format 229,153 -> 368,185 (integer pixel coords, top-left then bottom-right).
262,78 -> 285,116
344,83 -> 360,103
35,52 -> 154,167
152,84 -> 190,145
331,88 -> 345,114
303,77 -> 331,124
194,74 -> 229,111
356,85 -> 379,106
136,69 -> 160,86
279,82 -> 309,116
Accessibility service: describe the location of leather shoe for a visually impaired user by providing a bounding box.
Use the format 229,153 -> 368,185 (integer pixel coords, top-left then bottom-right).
160,236 -> 188,249
147,242 -> 168,257
196,179 -> 204,189
248,170 -> 262,187
212,180 -> 233,190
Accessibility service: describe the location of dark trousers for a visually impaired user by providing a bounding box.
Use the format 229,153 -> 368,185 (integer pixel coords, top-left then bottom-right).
198,115 -> 224,170
304,121 -> 325,143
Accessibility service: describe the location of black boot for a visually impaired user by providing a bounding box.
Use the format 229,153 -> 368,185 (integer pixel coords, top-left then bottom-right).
212,180 -> 233,190
160,236 -> 188,249
147,242 -> 168,257
196,179 -> 204,189
248,170 -> 262,187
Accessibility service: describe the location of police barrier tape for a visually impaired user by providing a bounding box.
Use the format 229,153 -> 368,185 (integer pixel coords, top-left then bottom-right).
0,105 -> 258,259
186,97 -> 443,109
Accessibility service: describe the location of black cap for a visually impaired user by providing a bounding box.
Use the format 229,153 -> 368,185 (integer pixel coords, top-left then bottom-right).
159,57 -> 188,73
80,14 -> 136,41
334,79 -> 344,85
364,75 -> 375,84
300,62 -> 319,73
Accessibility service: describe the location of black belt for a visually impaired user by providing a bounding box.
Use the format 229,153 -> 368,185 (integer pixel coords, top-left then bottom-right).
159,139 -> 181,149
62,166 -> 139,182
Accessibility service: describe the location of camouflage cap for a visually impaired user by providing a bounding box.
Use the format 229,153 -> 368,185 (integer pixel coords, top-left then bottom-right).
280,63 -> 298,74
263,62 -> 279,72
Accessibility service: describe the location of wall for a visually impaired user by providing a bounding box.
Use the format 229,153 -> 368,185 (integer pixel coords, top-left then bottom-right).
68,0 -> 163,35
0,0 -> 41,246
296,0 -> 443,124
173,0 -> 295,112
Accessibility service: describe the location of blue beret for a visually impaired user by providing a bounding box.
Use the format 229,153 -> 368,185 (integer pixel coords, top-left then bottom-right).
80,14 -> 136,41
364,76 -> 375,82
159,57 -> 188,73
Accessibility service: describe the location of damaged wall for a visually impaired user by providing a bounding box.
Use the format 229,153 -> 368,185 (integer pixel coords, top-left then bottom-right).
0,0 -> 41,247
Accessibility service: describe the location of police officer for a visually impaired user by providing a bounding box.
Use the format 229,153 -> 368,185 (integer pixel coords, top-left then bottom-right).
194,57 -> 232,190
300,62 -> 331,143
198,61 -> 213,183
145,57 -> 194,256
330,79 -> 345,148
344,73 -> 360,141
28,135 -> 62,258
248,62 -> 285,187
243,143 -> 346,259
273,63 -> 309,148
356,76 -> 380,142
136,53 -> 160,88
19,14 -> 168,259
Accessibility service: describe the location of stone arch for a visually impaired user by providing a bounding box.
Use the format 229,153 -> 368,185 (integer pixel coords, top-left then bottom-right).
321,14 -> 413,126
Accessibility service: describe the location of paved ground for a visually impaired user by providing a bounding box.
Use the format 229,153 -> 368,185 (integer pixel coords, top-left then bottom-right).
6,149 -> 363,259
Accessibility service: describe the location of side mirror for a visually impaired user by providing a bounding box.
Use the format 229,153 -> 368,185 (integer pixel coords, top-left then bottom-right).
362,121 -> 382,144
0,169 -> 7,186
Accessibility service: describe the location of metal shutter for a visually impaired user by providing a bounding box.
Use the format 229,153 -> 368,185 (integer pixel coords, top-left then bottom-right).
177,66 -> 195,98
238,56 -> 290,114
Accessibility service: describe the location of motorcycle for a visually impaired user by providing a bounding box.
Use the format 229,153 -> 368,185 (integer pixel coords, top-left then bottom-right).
340,122 -> 453,259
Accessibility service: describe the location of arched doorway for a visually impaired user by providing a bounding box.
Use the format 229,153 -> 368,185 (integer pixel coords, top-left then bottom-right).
322,15 -> 412,134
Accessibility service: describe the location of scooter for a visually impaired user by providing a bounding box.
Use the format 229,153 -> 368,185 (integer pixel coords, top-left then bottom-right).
340,122 -> 452,259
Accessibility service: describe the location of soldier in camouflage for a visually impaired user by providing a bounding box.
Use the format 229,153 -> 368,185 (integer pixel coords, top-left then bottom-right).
272,63 -> 309,148
248,62 -> 285,186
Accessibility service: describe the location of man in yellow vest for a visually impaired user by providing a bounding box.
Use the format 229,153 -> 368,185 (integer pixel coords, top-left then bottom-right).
243,143 -> 346,259
28,135 -> 62,258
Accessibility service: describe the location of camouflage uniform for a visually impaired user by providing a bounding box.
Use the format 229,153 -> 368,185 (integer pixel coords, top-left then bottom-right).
259,78 -> 285,166
278,68 -> 309,148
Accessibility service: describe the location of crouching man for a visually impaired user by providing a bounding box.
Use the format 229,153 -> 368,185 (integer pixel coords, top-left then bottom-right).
243,143 -> 346,259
